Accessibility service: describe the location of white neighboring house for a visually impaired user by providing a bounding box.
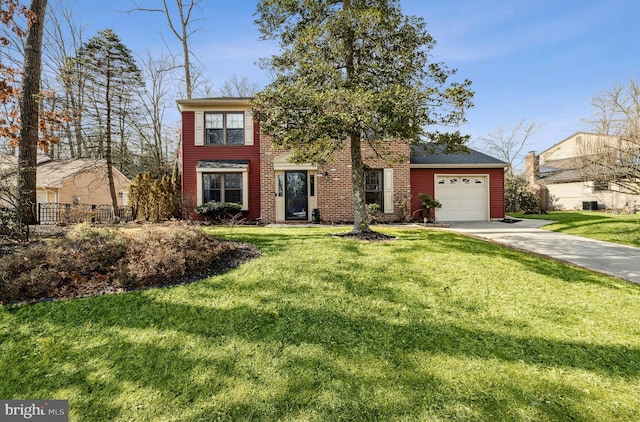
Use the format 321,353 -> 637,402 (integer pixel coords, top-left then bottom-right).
526,132 -> 640,211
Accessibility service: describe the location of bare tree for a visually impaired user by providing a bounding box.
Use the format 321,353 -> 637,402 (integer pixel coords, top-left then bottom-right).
133,50 -> 180,174
129,0 -> 202,99
582,85 -> 624,135
218,74 -> 259,97
578,80 -> 640,196
45,0 -> 86,158
18,0 -> 48,225
477,119 -> 541,176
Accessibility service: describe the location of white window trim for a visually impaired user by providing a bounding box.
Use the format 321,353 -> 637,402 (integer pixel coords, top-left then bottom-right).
196,167 -> 249,211
194,110 -> 253,146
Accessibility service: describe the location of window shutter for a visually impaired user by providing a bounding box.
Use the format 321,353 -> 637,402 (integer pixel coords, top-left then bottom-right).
244,110 -> 254,146
383,168 -> 394,213
196,172 -> 203,205
195,111 -> 204,146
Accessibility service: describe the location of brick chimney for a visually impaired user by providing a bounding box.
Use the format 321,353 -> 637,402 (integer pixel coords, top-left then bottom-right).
524,151 -> 539,186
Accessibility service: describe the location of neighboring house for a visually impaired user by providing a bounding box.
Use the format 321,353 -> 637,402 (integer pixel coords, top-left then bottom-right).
0,155 -> 131,207
35,158 -> 131,206
178,97 -> 507,223
526,132 -> 640,211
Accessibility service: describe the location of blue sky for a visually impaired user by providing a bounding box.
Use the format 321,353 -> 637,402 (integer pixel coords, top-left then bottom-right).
66,0 -> 640,155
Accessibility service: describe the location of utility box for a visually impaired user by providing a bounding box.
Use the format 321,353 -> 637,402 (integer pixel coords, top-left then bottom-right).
311,208 -> 320,223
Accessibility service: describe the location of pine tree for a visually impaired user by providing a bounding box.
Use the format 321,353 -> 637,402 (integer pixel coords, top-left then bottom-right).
76,29 -> 143,220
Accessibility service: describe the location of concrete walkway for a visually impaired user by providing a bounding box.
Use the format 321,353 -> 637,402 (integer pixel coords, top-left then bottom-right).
442,219 -> 640,284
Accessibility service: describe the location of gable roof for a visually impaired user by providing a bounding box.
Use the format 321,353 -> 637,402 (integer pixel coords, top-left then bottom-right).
36,158 -> 116,188
0,154 -> 52,176
410,144 -> 508,168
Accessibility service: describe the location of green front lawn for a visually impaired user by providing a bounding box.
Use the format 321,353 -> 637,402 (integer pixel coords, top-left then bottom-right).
509,211 -> 640,247
2,226 -> 640,421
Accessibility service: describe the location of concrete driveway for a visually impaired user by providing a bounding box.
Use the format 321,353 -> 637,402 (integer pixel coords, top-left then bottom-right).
442,219 -> 640,284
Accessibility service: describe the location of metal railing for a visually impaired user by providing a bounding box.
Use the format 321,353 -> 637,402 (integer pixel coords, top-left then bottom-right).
38,203 -> 133,224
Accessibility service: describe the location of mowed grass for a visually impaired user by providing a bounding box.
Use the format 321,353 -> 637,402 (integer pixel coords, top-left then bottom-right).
509,211 -> 640,247
2,226 -> 640,421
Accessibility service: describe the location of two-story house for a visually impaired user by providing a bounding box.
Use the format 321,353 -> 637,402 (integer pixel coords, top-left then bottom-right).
178,97 -> 507,223
526,132 -> 640,211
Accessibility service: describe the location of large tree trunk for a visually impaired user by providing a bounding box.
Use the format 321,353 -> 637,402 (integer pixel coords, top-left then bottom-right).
105,68 -> 120,222
17,0 -> 48,226
350,131 -> 369,233
342,0 -> 369,233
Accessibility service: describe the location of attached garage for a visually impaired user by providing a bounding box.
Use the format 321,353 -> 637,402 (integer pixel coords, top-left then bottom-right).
435,175 -> 488,221
410,145 -> 508,222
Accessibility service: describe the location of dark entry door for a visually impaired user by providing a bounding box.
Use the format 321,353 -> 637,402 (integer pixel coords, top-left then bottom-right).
285,171 -> 308,220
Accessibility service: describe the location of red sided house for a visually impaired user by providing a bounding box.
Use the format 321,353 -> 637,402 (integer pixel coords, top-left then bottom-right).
178,97 -> 507,223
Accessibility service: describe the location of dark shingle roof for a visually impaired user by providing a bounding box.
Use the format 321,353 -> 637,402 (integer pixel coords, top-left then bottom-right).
410,144 -> 508,167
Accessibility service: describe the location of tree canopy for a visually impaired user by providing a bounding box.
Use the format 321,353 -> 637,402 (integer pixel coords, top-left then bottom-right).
253,0 -> 473,233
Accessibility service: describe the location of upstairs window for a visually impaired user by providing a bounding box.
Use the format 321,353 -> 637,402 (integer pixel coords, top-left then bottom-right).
593,181 -> 609,191
205,112 -> 244,145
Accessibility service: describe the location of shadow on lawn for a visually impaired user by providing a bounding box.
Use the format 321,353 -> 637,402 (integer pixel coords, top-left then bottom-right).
3,227 -> 639,419
4,289 -> 638,420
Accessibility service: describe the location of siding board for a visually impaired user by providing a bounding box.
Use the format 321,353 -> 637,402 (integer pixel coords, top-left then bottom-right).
181,111 -> 261,220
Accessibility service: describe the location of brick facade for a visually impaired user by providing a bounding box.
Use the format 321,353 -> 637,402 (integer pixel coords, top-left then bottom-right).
260,135 -> 411,224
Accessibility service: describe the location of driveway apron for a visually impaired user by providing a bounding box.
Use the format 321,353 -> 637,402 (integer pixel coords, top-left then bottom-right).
443,219 -> 640,284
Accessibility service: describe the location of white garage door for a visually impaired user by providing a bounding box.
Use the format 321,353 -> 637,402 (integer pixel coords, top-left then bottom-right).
435,176 -> 488,221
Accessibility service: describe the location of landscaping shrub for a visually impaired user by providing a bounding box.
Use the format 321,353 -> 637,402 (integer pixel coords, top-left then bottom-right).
114,224 -> 231,288
0,222 -> 238,303
195,202 -> 242,221
62,223 -> 127,273
0,246 -> 62,301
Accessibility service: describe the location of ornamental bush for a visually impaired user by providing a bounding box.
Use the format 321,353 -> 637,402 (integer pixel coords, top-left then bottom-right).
195,202 -> 242,219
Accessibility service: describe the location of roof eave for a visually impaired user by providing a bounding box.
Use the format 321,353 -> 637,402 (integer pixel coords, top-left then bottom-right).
410,163 -> 509,169
176,97 -> 253,111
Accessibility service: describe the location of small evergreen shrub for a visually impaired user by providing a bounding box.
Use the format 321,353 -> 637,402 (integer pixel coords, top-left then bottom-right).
418,193 -> 442,222
195,202 -> 242,218
195,202 -> 244,225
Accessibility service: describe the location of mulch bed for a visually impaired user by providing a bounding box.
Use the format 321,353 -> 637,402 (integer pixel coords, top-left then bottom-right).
331,230 -> 397,241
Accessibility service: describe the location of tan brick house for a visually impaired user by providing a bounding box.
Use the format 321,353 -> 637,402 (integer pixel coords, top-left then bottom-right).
0,155 -> 131,207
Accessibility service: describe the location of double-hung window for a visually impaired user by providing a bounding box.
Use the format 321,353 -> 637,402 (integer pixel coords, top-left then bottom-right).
203,173 -> 243,204
205,112 -> 244,145
364,170 -> 383,209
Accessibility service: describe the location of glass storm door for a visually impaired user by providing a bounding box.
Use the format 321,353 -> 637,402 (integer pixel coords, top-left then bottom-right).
285,171 -> 308,220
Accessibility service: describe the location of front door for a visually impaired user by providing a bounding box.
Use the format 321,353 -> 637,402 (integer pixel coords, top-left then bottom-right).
285,171 -> 308,220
